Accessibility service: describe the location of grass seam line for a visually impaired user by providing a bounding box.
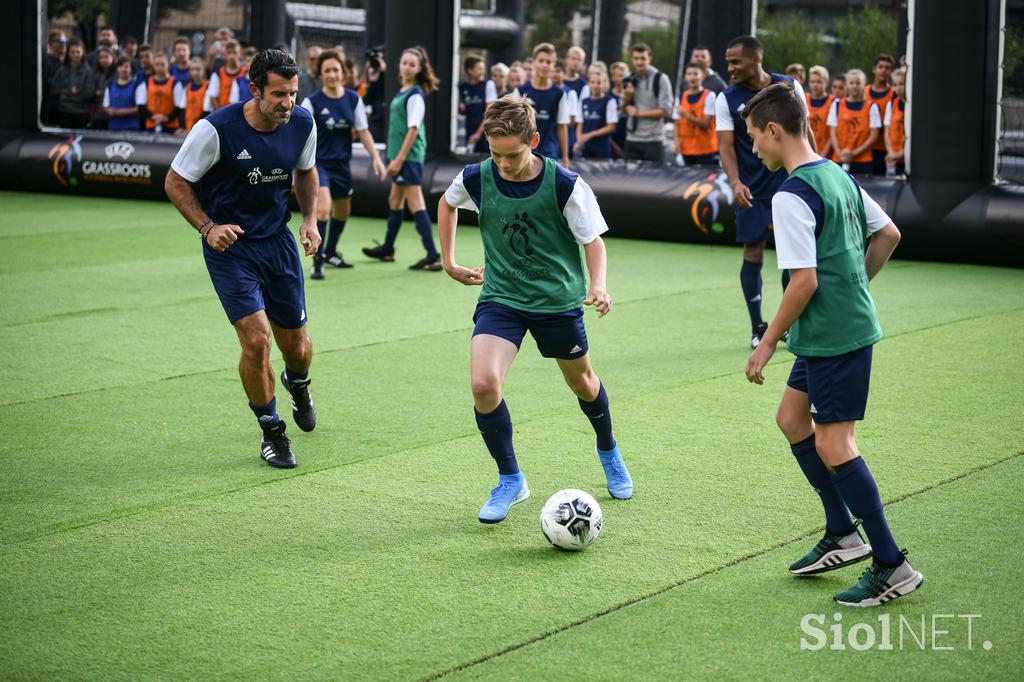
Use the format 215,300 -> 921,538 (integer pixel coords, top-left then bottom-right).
421,449 -> 1024,681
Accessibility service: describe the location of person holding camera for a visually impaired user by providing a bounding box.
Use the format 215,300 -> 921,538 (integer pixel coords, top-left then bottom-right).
362,46 -> 387,143
622,43 -> 673,163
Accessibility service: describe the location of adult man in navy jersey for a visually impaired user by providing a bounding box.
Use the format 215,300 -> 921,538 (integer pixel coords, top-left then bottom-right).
165,49 -> 320,469
716,35 -> 812,349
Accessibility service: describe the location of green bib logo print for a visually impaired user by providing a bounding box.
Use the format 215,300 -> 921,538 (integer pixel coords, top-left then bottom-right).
502,212 -> 538,257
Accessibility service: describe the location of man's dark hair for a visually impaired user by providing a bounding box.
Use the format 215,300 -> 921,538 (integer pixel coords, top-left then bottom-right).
138,43 -> 153,54
115,55 -> 133,68
173,36 -> 189,47
630,42 -> 652,55
692,44 -> 709,53
727,35 -> 763,55
874,53 -> 895,67
463,55 -> 484,72
686,61 -> 707,72
740,81 -> 804,136
99,25 -> 115,34
248,49 -> 300,92
122,35 -> 138,46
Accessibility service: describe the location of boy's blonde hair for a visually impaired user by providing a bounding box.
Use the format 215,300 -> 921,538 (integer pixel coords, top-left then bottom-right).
588,60 -> 608,75
808,65 -> 829,82
532,42 -> 557,59
482,94 -> 537,144
566,45 -> 586,61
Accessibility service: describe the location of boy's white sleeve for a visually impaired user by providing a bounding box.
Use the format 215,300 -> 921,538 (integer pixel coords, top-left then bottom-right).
869,103 -> 882,128
703,91 -> 717,116
771,192 -> 818,269
228,80 -> 239,104
354,97 -> 369,131
563,177 -> 609,245
485,80 -> 498,103
606,97 -> 619,124
556,92 -> 571,125
406,93 -> 425,128
883,100 -> 893,126
136,82 -> 148,106
580,84 -> 590,101
170,119 -> 220,182
206,72 -> 220,109
443,170 -> 478,212
826,99 -> 839,127
102,87 -> 110,108
173,82 -> 186,109
715,93 -> 733,131
860,187 -> 893,236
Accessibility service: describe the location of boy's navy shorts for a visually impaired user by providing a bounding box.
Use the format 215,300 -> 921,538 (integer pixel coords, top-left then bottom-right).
316,159 -> 353,199
787,345 -> 873,423
472,301 -> 588,360
203,228 -> 307,329
735,198 -> 773,244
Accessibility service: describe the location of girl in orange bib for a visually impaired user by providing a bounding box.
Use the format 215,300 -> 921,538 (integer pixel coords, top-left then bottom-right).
827,69 -> 881,175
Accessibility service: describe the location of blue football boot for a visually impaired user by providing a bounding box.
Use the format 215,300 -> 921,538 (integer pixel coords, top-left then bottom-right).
478,472 -> 530,524
597,443 -> 633,499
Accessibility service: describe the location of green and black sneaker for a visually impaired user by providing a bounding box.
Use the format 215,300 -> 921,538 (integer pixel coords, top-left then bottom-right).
789,527 -> 872,575
834,554 -> 924,607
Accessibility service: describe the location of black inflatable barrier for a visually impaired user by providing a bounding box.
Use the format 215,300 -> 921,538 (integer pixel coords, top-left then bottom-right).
1,131 -> 1021,267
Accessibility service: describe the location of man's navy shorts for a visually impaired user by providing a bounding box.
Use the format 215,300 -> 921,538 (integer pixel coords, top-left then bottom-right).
202,228 -> 307,328
735,198 -> 773,244
316,159 -> 354,199
472,301 -> 588,360
787,345 -> 874,423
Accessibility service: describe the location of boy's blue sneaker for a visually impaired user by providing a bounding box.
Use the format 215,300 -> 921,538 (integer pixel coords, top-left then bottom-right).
478,472 -> 530,524
597,444 -> 633,499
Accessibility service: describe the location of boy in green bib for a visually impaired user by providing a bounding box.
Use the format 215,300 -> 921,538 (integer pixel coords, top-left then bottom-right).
438,95 -> 633,524
742,82 -> 922,607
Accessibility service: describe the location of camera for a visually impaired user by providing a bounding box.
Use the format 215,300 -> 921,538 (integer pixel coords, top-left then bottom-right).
621,73 -> 639,89
364,45 -> 385,71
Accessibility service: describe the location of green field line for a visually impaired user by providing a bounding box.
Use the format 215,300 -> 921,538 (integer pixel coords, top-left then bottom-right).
423,449 -> 1024,681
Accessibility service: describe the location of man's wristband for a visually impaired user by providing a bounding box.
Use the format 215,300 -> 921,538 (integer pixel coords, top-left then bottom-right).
198,219 -> 214,238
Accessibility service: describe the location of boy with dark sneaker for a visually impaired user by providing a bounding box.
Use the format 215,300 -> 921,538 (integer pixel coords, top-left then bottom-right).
280,370 -> 317,432
438,95 -> 633,525
743,82 -> 922,606
260,420 -> 297,468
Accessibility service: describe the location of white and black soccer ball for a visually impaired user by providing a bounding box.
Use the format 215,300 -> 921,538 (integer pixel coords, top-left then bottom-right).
540,489 -> 603,551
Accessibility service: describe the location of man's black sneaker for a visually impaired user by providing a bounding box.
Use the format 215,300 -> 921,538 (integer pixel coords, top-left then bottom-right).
751,322 -> 769,349
310,255 -> 324,280
409,256 -> 443,271
362,242 -> 395,262
260,421 -> 297,468
325,254 -> 354,268
281,370 -> 316,432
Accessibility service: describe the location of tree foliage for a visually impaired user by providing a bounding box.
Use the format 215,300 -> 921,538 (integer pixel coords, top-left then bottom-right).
757,10 -> 827,75
835,5 -> 899,75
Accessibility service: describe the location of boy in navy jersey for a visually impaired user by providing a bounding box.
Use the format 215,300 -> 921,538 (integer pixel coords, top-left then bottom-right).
716,35 -> 811,349
458,54 -> 496,153
742,82 -> 921,606
514,43 -> 571,167
165,50 -> 321,469
575,70 -> 618,159
438,95 -> 633,524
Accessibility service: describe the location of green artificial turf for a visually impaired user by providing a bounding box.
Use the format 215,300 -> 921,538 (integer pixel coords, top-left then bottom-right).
0,190 -> 1021,679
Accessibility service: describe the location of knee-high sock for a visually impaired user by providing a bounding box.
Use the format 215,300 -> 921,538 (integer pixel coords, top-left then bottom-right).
740,259 -> 764,329
790,435 -> 854,534
475,400 -> 518,475
324,217 -> 346,256
384,209 -> 403,250
578,383 -> 615,451
315,219 -> 328,257
412,210 -> 439,260
831,457 -> 904,565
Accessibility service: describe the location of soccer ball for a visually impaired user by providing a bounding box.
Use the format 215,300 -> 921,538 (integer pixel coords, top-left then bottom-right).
540,489 -> 603,551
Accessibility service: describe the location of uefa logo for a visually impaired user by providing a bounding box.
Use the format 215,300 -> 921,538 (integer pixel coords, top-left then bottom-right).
104,142 -> 135,160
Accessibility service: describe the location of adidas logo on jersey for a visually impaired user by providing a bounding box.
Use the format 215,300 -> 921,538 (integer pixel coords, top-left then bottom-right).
320,107 -> 331,115
236,149 -> 252,159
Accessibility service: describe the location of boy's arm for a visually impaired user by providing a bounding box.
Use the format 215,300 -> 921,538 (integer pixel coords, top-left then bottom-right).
438,195 -> 483,285
746,267 -> 817,384
865,222 -> 901,280
582,237 -> 612,317
558,124 -> 569,167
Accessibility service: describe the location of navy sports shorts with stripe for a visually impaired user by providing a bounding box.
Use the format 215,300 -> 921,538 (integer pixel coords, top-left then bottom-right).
787,345 -> 873,423
472,301 -> 588,360
202,227 -> 308,328
316,159 -> 353,199
735,197 -> 773,244
389,158 -> 423,186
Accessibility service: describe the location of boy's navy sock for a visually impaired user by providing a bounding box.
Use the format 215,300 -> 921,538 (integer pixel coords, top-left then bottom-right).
412,210 -> 439,260
384,209 -> 403,250
315,219 -> 328,257
790,435 -> 854,534
740,259 -> 764,329
475,400 -> 518,475
325,217 -> 346,256
578,383 -> 615,452
831,457 -> 904,566
249,397 -> 280,435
